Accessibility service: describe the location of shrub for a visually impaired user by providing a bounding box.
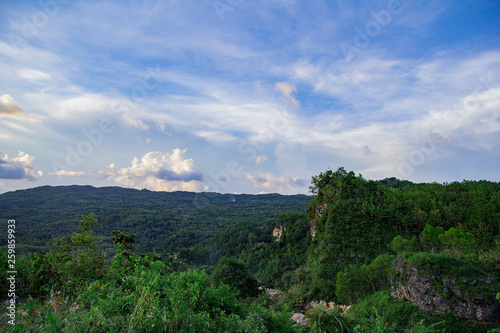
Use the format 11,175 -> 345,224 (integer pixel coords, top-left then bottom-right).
305,303 -> 356,333
347,290 -> 491,333
438,227 -> 475,259
336,255 -> 395,304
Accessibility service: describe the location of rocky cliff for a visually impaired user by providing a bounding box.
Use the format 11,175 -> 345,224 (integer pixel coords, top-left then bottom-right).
391,257 -> 500,322
308,202 -> 327,238
272,225 -> 285,242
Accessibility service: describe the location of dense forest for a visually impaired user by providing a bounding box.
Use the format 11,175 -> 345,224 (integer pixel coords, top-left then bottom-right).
0,186 -> 313,255
1,168 -> 499,332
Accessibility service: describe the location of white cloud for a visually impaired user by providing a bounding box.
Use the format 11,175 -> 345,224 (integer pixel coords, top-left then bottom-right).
0,151 -> 42,181
52,93 -> 114,119
1,0 -> 498,192
123,117 -> 150,130
49,170 -> 85,177
156,121 -> 172,136
255,155 -> 268,165
240,172 -> 308,192
0,95 -> 34,120
100,149 -> 204,191
18,68 -> 51,81
275,81 -> 300,109
415,86 -> 500,152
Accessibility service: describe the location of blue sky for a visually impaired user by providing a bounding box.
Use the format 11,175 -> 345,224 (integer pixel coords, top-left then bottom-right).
1,0 -> 499,194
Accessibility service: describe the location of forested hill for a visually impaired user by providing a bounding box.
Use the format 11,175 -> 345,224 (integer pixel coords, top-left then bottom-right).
0,185 -> 313,254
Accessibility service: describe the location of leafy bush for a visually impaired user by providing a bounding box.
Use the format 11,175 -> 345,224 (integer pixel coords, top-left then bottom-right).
479,237 -> 500,270
3,255 -> 300,332
347,290 -> 492,333
305,303 -> 356,333
390,235 -> 419,254
438,227 -> 476,259
336,254 -> 395,304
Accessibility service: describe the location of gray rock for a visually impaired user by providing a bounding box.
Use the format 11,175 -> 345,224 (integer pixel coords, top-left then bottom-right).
391,258 -> 500,322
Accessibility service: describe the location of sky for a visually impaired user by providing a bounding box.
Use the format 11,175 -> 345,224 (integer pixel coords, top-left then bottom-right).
0,0 -> 499,195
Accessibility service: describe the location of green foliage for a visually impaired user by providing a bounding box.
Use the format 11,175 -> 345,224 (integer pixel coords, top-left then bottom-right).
355,313 -> 446,333
421,224 -> 444,253
211,257 -> 260,298
2,168 -> 500,332
14,213 -> 106,298
69,213 -> 106,282
0,186 -> 313,255
479,237 -> 500,270
111,230 -> 136,257
401,252 -> 500,304
353,307 -> 397,333
213,221 -> 261,258
305,167 -> 499,300
305,303 -> 356,333
390,235 -> 419,254
336,254 -> 395,304
11,225 -> 266,330
2,253 -> 300,332
348,290 -> 490,333
438,227 -> 476,259
195,212 -> 311,290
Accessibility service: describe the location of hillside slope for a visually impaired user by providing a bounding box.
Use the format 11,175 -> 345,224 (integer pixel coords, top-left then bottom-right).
0,185 -> 313,254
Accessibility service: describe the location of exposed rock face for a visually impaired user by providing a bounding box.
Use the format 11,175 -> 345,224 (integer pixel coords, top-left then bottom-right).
391,257 -> 500,322
273,225 -> 285,242
309,203 -> 327,238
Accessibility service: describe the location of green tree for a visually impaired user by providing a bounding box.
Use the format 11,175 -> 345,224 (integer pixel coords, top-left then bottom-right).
390,235 -> 419,254
211,257 -> 260,298
438,227 -> 475,259
421,224 -> 444,253
112,230 -> 136,258
70,213 -> 105,280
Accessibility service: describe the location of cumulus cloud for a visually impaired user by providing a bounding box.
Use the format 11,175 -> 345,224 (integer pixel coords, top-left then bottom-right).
49,170 -> 85,177
0,151 -> 42,181
275,82 -> 300,109
0,95 -> 34,120
241,172 -> 308,192
100,149 -> 204,191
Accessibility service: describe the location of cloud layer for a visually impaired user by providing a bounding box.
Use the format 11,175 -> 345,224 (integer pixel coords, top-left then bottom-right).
0,1 -> 499,193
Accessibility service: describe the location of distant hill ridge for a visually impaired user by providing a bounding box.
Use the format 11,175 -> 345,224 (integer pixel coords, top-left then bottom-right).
0,185 -> 314,254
